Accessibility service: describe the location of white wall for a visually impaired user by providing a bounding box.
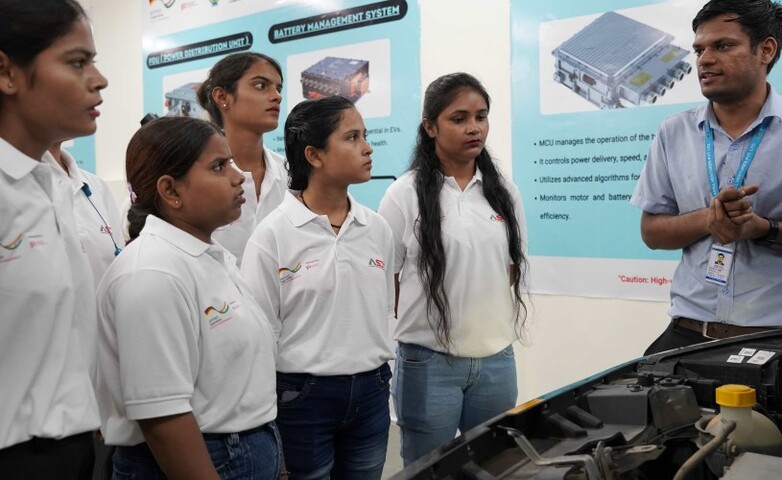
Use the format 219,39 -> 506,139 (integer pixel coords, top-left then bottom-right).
83,0 -> 671,403
82,0 -> 144,202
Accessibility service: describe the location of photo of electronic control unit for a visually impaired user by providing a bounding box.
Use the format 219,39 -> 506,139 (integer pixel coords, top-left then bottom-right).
301,56 -> 370,102
164,82 -> 204,118
552,11 -> 692,109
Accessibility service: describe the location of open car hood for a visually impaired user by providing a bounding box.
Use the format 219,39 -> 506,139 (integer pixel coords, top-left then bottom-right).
392,331 -> 782,479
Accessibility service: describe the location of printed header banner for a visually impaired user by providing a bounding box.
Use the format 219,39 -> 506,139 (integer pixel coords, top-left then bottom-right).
511,0 -> 782,300
142,0 -> 420,209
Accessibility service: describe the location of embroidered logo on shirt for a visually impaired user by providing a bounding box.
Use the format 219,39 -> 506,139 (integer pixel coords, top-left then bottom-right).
305,260 -> 321,271
204,302 -> 230,316
490,214 -> 505,222
279,262 -> 302,285
151,0 -> 177,8
27,234 -> 47,249
204,301 -> 238,329
100,225 -> 113,235
1,234 -> 23,250
0,234 -> 24,264
368,258 -> 385,270
279,262 -> 301,276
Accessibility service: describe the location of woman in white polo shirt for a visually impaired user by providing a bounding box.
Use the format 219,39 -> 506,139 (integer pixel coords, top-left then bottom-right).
241,96 -> 395,479
97,116 -> 280,479
0,1 -> 108,478
47,142 -> 124,478
197,52 -> 287,266
378,72 -> 528,465
47,142 -> 124,287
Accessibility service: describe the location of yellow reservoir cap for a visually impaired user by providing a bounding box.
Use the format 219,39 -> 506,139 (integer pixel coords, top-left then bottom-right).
716,384 -> 756,407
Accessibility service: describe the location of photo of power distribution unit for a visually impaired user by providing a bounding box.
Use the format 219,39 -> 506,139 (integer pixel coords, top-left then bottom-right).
552,11 -> 692,109
301,57 -> 370,102
164,82 -> 204,118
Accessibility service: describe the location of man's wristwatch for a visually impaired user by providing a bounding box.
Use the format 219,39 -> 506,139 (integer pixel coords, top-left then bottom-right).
755,217 -> 780,246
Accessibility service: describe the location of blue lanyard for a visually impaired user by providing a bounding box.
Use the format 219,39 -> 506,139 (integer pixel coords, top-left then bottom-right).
81,182 -> 122,256
704,117 -> 771,197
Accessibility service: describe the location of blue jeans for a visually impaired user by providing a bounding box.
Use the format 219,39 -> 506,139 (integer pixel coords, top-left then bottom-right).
393,343 -> 517,466
111,422 -> 282,479
275,363 -> 391,480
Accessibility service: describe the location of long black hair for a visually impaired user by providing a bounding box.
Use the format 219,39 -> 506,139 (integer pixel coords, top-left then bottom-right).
411,72 -> 527,352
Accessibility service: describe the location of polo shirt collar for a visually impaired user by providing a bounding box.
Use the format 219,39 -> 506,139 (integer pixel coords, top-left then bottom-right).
140,214 -> 211,257
41,149 -> 88,195
241,148 -> 285,183
443,165 -> 484,190
759,84 -> 782,122
280,190 -> 367,228
473,166 -> 484,183
264,146 -> 286,184
348,193 -> 367,226
0,136 -> 43,181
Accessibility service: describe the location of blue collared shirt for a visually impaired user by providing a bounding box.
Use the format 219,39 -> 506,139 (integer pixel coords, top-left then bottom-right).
631,86 -> 782,326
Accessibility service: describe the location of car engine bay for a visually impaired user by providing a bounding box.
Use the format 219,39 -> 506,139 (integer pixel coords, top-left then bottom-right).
393,332 -> 782,479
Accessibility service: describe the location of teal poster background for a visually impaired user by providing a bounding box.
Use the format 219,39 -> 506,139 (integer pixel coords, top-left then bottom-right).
512,0 -> 782,262
512,0 -> 696,261
512,0 -> 782,299
63,136 -> 96,173
142,0 -> 420,210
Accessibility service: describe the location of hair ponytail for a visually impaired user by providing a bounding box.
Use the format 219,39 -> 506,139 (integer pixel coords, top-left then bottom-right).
125,116 -> 222,242
197,52 -> 283,127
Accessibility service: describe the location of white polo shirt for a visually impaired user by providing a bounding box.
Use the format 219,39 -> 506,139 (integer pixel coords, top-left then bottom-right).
0,138 -> 99,449
378,168 -> 527,358
241,192 -> 395,376
97,215 -> 277,446
43,150 -> 124,289
213,147 -> 287,266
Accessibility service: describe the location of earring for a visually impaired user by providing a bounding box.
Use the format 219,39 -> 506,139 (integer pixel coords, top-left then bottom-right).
7,82 -> 13,88
174,200 -> 180,206
222,103 -> 227,108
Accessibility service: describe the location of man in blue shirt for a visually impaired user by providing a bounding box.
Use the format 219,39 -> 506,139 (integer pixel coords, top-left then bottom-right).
631,0 -> 782,354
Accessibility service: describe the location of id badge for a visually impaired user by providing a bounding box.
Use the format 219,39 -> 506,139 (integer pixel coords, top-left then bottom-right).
705,244 -> 734,286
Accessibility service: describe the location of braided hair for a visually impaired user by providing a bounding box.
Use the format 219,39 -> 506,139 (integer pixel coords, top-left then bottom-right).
410,73 -> 527,352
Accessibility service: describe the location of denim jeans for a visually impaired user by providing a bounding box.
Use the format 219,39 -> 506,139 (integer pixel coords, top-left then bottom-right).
393,342 -> 517,466
111,422 -> 282,479
275,363 -> 391,480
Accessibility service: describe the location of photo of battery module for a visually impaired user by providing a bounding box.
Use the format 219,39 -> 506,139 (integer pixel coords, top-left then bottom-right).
551,11 -> 692,110
301,56 -> 370,102
286,40 -> 391,119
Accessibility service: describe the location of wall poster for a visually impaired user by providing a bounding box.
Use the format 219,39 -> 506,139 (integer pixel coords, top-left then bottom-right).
513,0 -> 705,300
142,0 -> 420,209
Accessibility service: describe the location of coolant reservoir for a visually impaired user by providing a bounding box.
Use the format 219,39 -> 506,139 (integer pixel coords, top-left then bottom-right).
706,384 -> 782,451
